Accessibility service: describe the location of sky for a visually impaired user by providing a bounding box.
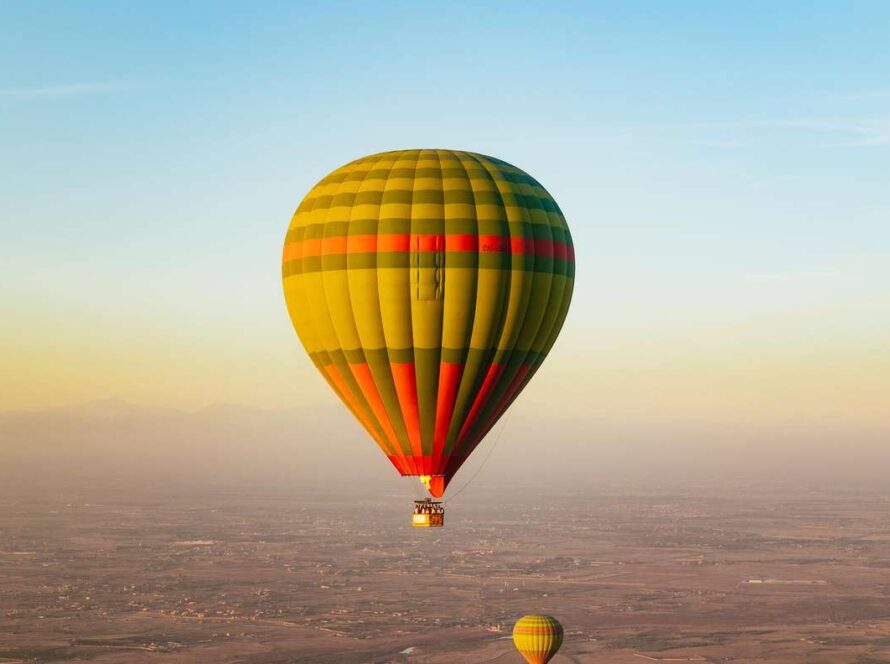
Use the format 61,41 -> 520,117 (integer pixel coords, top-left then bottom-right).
2,1 -> 889,446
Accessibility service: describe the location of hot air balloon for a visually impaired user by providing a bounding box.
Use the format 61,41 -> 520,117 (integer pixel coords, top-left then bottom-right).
281,150 -> 574,517
513,614 -> 564,664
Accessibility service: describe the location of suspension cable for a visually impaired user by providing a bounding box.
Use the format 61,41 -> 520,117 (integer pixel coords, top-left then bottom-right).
444,411 -> 513,505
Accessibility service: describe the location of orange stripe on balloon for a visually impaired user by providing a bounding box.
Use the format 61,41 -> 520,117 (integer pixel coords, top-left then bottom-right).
390,362 -> 423,468
283,234 -> 576,261
432,362 -> 463,469
412,234 -> 443,253
347,234 -> 378,253
321,235 -> 347,255
377,234 -> 410,252
282,242 -> 301,262
348,362 -> 400,453
323,364 -> 389,453
300,238 -> 323,257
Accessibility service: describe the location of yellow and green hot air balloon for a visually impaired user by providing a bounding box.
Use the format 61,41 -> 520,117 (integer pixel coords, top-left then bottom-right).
282,149 -> 574,499
513,614 -> 564,664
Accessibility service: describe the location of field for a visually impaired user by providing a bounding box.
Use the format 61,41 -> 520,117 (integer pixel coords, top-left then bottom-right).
3,478 -> 890,663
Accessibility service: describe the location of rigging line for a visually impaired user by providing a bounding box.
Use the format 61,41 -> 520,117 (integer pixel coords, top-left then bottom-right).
444,409 -> 513,505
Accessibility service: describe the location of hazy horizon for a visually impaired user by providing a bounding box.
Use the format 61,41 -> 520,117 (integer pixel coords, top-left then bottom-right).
2,1 -> 889,495
3,397 -> 889,499
4,5 -> 890,663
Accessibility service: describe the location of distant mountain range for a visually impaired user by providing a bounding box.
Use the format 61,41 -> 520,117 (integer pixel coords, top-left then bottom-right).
0,399 -> 389,489
3,399 -> 889,492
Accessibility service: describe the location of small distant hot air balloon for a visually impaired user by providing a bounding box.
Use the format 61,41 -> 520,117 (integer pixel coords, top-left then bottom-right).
281,150 -> 574,520
513,614 -> 564,664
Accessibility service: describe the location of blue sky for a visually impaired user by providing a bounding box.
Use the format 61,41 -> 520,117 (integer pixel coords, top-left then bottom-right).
1,1 -> 888,434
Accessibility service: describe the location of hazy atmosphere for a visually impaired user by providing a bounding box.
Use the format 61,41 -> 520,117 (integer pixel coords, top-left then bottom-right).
2,1 -> 888,490
2,3 -> 890,662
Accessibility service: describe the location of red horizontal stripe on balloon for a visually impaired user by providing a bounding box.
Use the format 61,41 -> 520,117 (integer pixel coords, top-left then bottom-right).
509,237 -> 532,255
536,239 -> 554,258
281,235 -> 575,260
511,237 -> 553,258
390,362 -> 423,462
479,235 -> 505,252
377,234 -> 409,252
413,234 -> 443,252
446,234 -> 478,252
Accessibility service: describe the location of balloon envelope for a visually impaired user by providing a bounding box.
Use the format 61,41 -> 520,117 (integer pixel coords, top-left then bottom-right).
282,149 -> 574,496
513,614 -> 564,663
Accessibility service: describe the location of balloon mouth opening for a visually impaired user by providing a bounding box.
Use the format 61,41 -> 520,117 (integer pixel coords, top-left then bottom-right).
419,475 -> 446,498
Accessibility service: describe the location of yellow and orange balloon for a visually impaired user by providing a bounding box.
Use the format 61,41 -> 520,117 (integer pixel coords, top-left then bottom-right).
282,149 -> 574,497
513,614 -> 564,663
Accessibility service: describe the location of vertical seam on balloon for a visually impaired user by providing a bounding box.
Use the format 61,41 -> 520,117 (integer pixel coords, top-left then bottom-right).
496,215 -> 574,435
362,153 -> 417,459
443,151 -> 513,470
405,151 -> 423,472
469,209 -> 574,457
540,204 -> 575,355
445,152 -> 528,475
383,152 -> 422,474
527,176 -> 570,354
443,152 -> 512,464
308,163 -> 390,452
507,189 -> 573,400
425,148 -> 444,475
414,149 -> 444,470
462,166 -> 564,452
429,149 -> 464,478
442,153 -> 480,456
332,152 -> 403,459
359,155 -> 415,460
288,174 -> 390,453
320,157 -> 395,453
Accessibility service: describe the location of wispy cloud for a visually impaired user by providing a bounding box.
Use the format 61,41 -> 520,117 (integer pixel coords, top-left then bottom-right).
760,118 -> 890,148
828,89 -> 890,102
0,83 -> 123,100
744,269 -> 852,284
612,116 -> 890,149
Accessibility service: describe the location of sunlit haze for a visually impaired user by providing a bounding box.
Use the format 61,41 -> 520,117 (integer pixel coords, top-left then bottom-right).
2,2 -> 888,472
4,5 -> 890,663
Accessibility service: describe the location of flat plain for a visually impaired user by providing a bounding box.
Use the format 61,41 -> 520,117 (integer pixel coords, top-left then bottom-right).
2,478 -> 890,663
